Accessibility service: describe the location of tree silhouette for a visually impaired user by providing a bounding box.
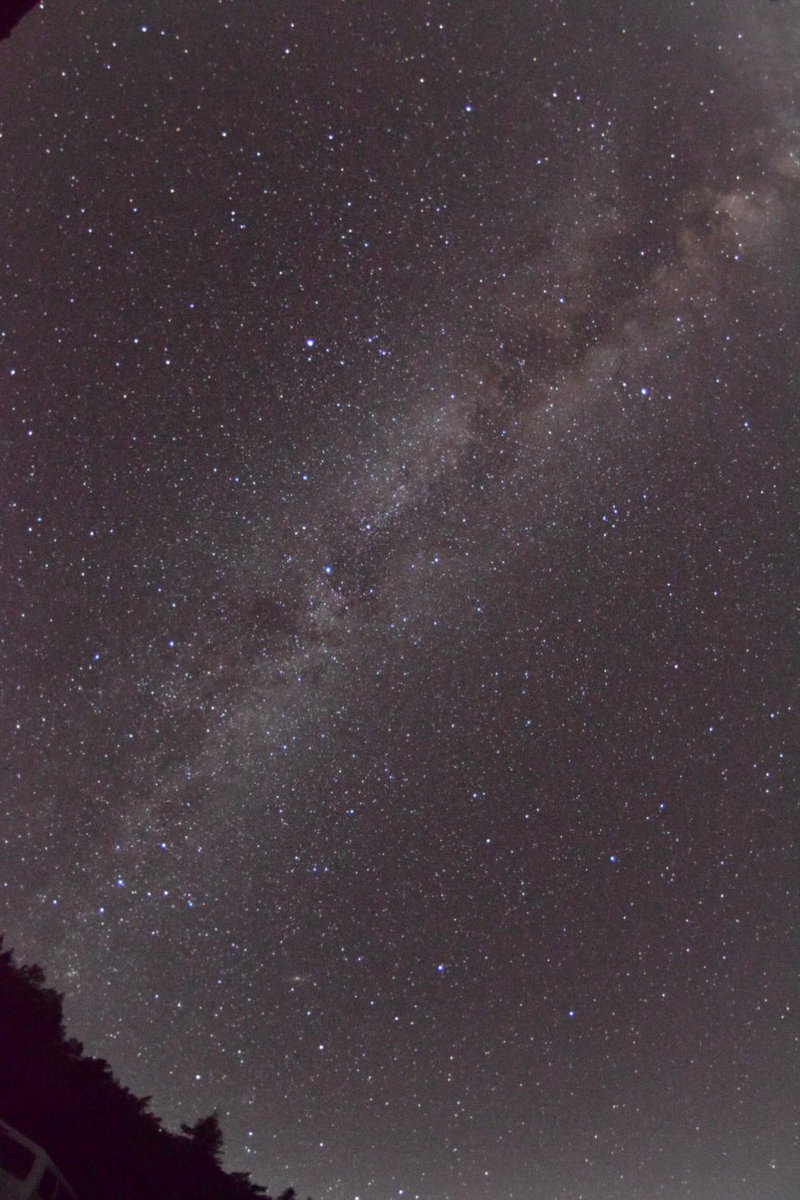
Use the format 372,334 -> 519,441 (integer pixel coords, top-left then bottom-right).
181,1112 -> 225,1162
0,937 -> 310,1200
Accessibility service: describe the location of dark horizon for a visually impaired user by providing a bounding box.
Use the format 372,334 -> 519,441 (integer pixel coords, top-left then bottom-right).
0,1 -> 42,42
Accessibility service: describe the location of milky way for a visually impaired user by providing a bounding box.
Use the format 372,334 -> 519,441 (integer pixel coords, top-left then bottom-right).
1,3 -> 797,1199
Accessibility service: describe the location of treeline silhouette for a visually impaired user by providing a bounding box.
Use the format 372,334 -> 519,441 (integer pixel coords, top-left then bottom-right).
0,938 -> 309,1200
0,1 -> 43,41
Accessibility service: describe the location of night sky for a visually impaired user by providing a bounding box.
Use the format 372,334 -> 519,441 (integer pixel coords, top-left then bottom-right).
1,2 -> 797,1198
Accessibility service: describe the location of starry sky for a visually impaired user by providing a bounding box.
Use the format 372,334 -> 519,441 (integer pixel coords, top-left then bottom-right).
1,2 -> 798,1198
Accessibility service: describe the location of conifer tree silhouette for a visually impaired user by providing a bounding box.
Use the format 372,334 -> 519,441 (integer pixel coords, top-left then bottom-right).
181,1112 -> 225,1163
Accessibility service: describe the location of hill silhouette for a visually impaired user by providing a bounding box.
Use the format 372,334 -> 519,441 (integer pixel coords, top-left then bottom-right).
0,1 -> 43,41
0,937 -> 307,1200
